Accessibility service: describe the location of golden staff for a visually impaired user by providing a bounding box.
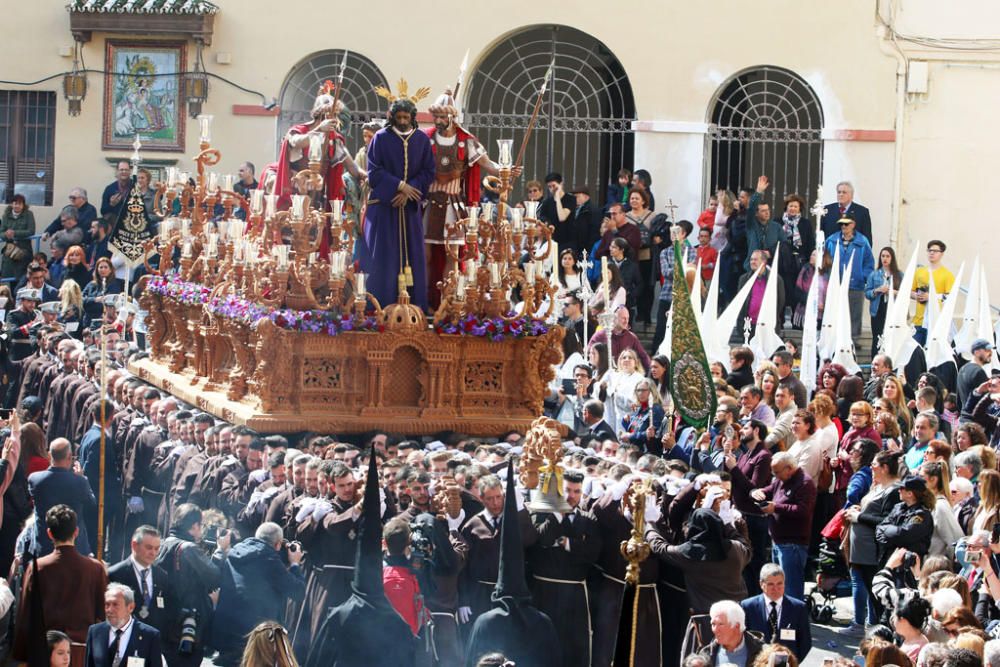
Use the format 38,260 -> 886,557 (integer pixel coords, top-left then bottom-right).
96,324 -> 108,562
513,58 -> 554,174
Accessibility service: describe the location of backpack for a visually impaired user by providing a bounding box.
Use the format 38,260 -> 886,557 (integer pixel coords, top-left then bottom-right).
383,564 -> 427,636
586,239 -> 603,285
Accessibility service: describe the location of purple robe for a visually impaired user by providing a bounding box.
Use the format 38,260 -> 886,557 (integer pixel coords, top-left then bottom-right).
362,127 -> 435,309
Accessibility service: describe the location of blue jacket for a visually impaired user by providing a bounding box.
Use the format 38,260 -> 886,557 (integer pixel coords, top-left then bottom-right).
744,192 -> 788,271
212,537 -> 306,650
864,269 -> 902,316
845,467 -> 873,509
28,466 -> 97,556
79,424 -> 122,525
741,594 -> 812,661
824,232 -> 874,291
85,619 -> 162,667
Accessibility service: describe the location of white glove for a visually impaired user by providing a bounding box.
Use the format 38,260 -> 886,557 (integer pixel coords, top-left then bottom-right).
589,478 -> 605,500
643,495 -> 661,523
458,606 -> 473,624
127,496 -> 144,514
312,500 -> 334,522
446,509 -> 466,532
249,469 -> 269,484
719,499 -> 736,526
295,498 -> 320,523
701,487 -> 725,510
379,488 -> 387,518
609,474 -> 635,501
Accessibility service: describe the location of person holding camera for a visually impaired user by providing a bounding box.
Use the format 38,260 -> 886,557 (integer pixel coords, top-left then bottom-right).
211,521 -> 306,667
155,502 -> 230,667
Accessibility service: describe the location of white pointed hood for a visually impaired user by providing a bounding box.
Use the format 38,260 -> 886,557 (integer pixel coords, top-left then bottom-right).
656,307 -> 674,359
749,245 -> 785,370
702,258 -> 721,332
690,257 -> 704,333
832,251 -> 861,375
710,264 -> 764,371
955,256 -> 981,359
926,263 -> 964,370
818,242 -> 841,361
799,225 -> 824,397
883,244 -> 921,371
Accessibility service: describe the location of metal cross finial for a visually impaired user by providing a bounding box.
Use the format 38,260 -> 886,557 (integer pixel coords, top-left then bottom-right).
664,198 -> 678,223
810,185 -> 826,222
130,135 -> 142,168
743,317 -> 752,345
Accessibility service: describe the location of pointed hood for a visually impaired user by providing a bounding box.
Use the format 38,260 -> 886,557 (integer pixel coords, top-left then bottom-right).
493,460 -> 530,602
799,247 -> 823,396
883,245 -> 921,370
955,256 -> 981,359
926,263 -> 965,370
748,245 -> 785,370
711,264 -> 763,370
352,452 -> 388,607
818,242 -> 841,361
655,307 -> 674,359
690,257 -> 704,327
925,262 -> 942,341
831,251 -> 860,375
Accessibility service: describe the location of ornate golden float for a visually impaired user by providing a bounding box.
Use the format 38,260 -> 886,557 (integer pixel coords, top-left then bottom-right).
130,116 -> 563,435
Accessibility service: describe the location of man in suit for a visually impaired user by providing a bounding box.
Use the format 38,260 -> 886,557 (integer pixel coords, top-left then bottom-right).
820,180 -> 872,244
28,438 -> 97,556
85,582 -> 162,667
741,563 -> 812,662
107,525 -> 170,632
581,399 -> 617,443
12,505 -> 108,664
699,600 -> 765,666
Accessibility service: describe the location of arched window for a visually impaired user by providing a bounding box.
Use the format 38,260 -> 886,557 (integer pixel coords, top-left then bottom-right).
277,50 -> 388,155
464,25 -> 634,201
707,66 -> 824,208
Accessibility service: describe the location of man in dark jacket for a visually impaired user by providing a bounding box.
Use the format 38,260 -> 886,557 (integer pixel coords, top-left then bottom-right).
28,438 -> 97,556
820,180 -> 872,244
699,600 -> 765,666
212,521 -> 306,666
569,184 -> 598,255
107,525 -> 171,633
154,503 -> 229,667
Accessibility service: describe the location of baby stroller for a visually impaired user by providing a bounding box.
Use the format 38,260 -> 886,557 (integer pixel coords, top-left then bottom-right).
807,536 -> 849,623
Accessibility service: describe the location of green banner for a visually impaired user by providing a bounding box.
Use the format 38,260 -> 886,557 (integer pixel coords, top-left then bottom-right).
668,239 -> 717,428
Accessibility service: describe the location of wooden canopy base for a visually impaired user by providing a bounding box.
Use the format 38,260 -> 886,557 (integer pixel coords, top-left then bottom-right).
134,291 -> 564,435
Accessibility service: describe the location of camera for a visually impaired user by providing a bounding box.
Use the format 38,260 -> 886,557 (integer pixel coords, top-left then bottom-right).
409,519 -> 434,569
178,609 -> 199,654
902,551 -> 917,570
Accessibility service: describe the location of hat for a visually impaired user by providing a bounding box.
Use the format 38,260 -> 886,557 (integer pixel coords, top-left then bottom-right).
16,288 -> 41,303
21,396 -> 42,414
837,216 -> 855,226
569,184 -> 590,196
901,476 -> 927,492
427,88 -> 458,117
39,302 -> 59,315
972,338 -> 993,353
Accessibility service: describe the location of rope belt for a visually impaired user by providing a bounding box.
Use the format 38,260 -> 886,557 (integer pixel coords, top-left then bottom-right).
319,564 -> 354,571
535,575 -> 593,663
475,580 -> 497,586
141,487 -> 165,497
533,574 -> 586,586
600,571 -> 657,588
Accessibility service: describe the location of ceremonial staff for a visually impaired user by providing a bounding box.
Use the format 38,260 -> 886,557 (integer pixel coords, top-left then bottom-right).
452,49 -> 469,103
513,58 -> 554,174
330,50 -> 348,114
96,321 -> 108,562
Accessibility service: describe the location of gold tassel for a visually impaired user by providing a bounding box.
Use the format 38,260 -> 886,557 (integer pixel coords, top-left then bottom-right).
404,265 -> 414,287
398,272 -> 407,294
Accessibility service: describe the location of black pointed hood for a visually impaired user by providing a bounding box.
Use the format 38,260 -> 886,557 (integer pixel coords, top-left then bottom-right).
493,459 -> 530,602
351,452 -> 388,606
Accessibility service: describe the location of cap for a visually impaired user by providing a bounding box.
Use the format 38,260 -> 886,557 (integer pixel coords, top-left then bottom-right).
837,217 -> 854,226
16,288 -> 41,302
901,476 -> 927,493
569,184 -> 590,196
972,338 -> 993,353
39,302 -> 59,315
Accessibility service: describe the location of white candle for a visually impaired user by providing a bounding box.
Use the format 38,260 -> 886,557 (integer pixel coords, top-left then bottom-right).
291,195 -> 307,220
166,167 -> 177,187
159,219 -> 172,241
481,202 -> 495,222
223,174 -> 234,193
181,219 -> 191,238
243,240 -> 255,264
208,172 -> 219,193
466,261 -> 477,283
274,245 -> 289,270
308,252 -> 318,265
524,201 -> 539,219
356,273 -> 367,299
490,262 -> 500,287
550,240 -> 558,273
309,133 -> 325,163
234,241 -> 244,263
251,189 -> 264,215
525,262 -> 536,283
457,275 -> 466,299
265,194 -> 278,219
182,241 -> 192,258
534,259 -> 545,279
467,206 -> 479,227
331,199 -> 343,222
198,114 -> 213,144
230,220 -> 245,242
511,208 -> 524,232
207,233 -> 219,257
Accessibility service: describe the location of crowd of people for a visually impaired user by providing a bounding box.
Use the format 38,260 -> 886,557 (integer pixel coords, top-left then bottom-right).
0,100 -> 988,667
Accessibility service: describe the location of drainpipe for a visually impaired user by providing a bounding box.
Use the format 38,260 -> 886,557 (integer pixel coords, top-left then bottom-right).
876,22 -> 907,249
